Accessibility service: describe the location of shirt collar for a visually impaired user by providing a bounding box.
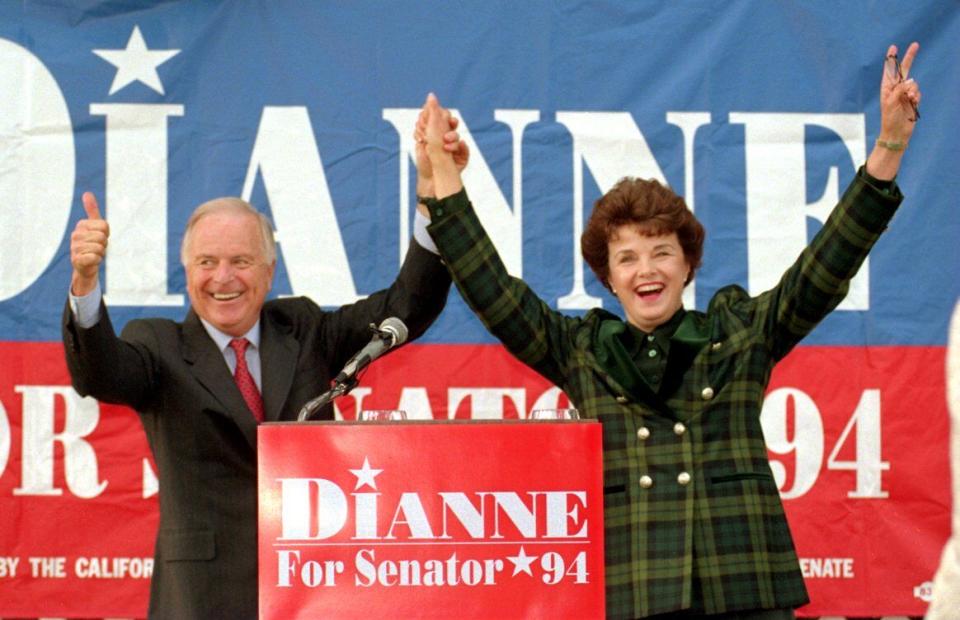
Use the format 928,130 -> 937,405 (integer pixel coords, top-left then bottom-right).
199,318 -> 262,354
625,308 -> 687,355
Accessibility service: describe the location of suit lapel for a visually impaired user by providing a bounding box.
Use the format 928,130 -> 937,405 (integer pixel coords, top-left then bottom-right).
259,315 -> 300,422
589,310 -> 714,418
181,311 -> 258,449
591,315 -> 673,415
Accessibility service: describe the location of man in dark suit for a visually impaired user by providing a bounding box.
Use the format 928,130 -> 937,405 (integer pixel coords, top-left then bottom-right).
63,192 -> 451,619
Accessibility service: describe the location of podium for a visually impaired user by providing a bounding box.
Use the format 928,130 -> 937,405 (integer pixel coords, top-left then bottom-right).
257,420 -> 606,618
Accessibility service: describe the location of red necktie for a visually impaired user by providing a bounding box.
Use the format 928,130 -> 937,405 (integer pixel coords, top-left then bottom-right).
229,338 -> 264,423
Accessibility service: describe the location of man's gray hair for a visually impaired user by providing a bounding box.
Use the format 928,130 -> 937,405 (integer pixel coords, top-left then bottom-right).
180,197 -> 276,266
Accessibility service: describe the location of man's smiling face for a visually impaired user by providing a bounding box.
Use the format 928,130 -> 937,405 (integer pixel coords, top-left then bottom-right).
184,209 -> 274,337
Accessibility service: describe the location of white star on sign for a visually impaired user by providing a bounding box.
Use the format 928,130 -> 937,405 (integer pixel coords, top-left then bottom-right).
349,457 -> 383,491
93,25 -> 180,95
506,546 -> 538,577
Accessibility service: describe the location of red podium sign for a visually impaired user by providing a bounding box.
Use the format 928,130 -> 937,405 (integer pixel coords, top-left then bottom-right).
257,420 -> 605,618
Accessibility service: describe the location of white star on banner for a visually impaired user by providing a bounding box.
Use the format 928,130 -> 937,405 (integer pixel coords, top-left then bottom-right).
349,457 -> 383,491
506,546 -> 538,577
93,25 -> 180,95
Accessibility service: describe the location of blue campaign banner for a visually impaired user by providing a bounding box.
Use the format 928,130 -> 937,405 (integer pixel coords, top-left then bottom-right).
0,4 -> 958,617
0,0 -> 957,347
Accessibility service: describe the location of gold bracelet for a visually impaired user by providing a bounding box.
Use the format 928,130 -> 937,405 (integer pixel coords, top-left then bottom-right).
876,138 -> 906,151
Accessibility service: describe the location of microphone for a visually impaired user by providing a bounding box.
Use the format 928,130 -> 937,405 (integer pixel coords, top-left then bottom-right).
333,317 -> 408,385
297,318 -> 408,422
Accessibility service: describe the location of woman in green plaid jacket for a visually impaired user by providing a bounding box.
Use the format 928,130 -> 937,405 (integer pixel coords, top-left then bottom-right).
414,42 -> 921,619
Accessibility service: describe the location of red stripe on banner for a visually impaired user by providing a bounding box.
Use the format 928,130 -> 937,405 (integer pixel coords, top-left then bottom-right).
0,342 -> 157,618
767,346 -> 950,616
0,341 -> 950,617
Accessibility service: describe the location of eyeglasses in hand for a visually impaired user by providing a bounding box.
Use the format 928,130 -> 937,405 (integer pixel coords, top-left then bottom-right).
884,53 -> 920,121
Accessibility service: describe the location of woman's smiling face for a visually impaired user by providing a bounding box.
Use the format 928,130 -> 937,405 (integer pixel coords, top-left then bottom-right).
606,225 -> 690,332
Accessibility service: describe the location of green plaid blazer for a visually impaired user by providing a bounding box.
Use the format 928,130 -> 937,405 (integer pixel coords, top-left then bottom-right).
426,169 -> 901,618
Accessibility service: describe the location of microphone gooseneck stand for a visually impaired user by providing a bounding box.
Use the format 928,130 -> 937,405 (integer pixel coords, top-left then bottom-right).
297,376 -> 359,422
296,319 -> 408,422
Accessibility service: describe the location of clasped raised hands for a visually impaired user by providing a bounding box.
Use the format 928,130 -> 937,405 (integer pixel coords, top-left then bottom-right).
414,93 -> 469,201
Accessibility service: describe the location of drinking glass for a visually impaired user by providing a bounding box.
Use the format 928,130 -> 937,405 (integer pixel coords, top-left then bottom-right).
529,408 -> 580,420
358,409 -> 407,421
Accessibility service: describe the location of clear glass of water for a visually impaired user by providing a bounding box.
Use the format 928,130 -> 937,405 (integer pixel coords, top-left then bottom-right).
358,409 -> 407,421
529,408 -> 580,420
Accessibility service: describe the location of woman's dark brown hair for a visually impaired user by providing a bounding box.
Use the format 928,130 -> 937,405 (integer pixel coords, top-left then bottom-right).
581,177 -> 704,290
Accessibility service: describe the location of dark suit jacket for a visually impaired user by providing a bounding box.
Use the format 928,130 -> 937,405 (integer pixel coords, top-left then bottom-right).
62,242 -> 450,620
425,170 -> 902,618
